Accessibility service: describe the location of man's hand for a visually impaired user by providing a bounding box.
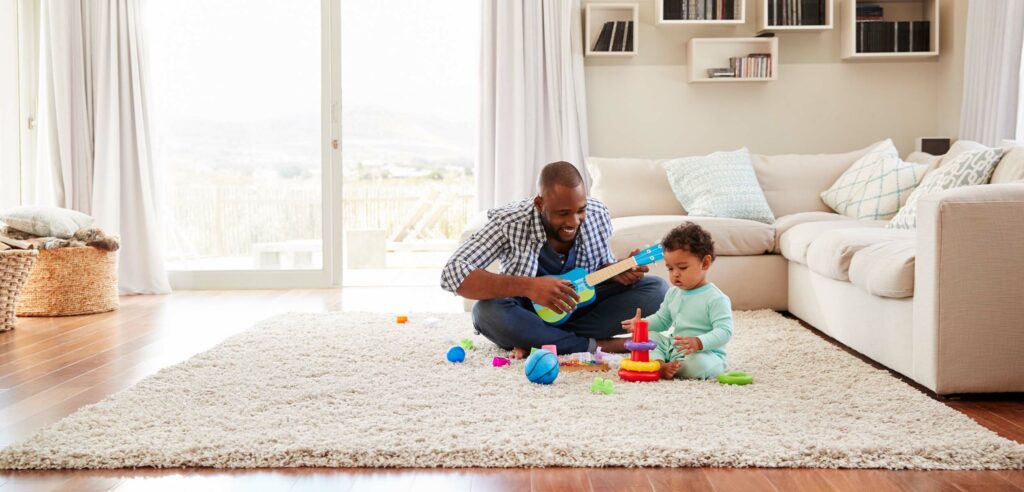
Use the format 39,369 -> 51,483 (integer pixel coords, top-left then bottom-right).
620,307 -> 642,333
673,336 -> 703,355
611,248 -> 648,286
527,276 -> 580,314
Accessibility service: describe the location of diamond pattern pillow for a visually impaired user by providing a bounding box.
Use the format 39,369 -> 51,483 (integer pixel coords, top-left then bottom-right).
662,148 -> 775,224
888,147 -> 1005,230
820,140 -> 928,220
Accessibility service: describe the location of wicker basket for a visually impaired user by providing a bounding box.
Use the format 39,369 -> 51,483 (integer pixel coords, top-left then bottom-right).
0,249 -> 39,331
16,247 -> 119,317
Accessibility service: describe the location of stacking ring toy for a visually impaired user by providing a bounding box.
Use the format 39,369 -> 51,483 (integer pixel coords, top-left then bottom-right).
620,359 -> 661,372
624,340 -> 657,351
618,368 -> 661,382
717,371 -> 753,385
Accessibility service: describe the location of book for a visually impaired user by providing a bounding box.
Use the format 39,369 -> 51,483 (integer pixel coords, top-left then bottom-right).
664,0 -> 683,20
896,21 -> 910,52
611,20 -> 627,51
801,0 -> 820,26
724,0 -> 734,20
593,22 -> 614,51
912,20 -> 930,52
624,21 -> 634,51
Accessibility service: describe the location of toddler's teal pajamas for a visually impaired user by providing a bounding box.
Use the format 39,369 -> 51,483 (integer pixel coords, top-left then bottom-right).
643,283 -> 733,380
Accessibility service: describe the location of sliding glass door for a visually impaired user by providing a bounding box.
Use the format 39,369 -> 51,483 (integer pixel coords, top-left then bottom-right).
145,0 -> 341,288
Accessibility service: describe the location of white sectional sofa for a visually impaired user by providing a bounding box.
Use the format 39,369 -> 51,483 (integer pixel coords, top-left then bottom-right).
582,141 -> 1024,395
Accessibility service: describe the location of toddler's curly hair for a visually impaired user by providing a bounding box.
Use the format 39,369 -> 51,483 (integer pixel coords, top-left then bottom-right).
661,222 -> 715,260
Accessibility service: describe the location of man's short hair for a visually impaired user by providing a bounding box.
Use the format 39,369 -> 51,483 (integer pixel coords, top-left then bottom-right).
537,161 -> 584,195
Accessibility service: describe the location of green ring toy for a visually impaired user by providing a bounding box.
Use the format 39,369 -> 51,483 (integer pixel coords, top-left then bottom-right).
717,371 -> 753,385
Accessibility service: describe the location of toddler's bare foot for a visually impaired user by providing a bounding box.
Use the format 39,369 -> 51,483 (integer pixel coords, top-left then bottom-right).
660,361 -> 682,380
510,347 -> 529,360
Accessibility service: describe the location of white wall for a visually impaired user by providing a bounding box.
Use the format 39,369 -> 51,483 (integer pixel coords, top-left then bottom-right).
584,0 -> 965,159
0,0 -> 21,208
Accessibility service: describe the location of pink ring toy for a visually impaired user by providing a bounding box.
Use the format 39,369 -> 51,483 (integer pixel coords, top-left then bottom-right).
624,340 -> 656,351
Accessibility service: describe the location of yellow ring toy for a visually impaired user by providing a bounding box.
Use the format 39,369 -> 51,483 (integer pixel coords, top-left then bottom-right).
620,359 -> 661,372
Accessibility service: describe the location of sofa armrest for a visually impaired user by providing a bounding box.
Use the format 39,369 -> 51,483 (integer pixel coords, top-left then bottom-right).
913,183 -> 1024,394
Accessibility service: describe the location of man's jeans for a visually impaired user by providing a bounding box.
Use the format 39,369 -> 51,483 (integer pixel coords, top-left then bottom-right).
471,276 -> 668,354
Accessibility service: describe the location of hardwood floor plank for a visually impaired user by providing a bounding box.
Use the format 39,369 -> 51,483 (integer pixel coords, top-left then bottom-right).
468,469 -> 531,492
532,468 -> 592,492
703,468 -> 778,492
586,467 -> 652,492
996,471 -> 1024,490
760,468 -> 837,492
647,468 -> 714,492
817,469 -> 907,492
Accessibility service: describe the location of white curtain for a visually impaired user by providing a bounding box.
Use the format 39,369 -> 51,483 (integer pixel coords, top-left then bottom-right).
478,0 -> 590,210
959,0 -> 1024,146
33,0 -> 170,295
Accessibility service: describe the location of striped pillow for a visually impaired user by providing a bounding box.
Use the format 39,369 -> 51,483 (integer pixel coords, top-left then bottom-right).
888,147 -> 1005,229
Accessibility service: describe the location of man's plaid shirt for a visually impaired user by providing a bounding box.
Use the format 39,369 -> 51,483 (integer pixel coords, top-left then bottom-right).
440,197 -> 617,294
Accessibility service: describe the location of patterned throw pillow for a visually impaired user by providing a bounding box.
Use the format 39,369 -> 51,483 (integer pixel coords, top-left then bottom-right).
662,148 -> 775,224
888,147 -> 1005,230
820,140 -> 928,220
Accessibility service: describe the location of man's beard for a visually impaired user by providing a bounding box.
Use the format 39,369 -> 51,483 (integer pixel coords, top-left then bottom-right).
540,214 -> 580,245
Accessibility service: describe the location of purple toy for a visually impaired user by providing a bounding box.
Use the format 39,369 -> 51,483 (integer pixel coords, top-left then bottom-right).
492,356 -> 510,367
594,347 -> 606,361
624,340 -> 657,351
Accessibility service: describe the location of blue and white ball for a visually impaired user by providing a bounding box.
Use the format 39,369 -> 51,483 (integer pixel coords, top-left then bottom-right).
524,349 -> 559,384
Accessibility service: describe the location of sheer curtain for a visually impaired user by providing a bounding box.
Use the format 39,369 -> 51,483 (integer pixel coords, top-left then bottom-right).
959,0 -> 1024,146
478,0 -> 590,210
33,0 -> 169,294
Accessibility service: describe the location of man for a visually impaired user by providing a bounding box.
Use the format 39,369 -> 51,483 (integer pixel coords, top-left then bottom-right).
441,161 -> 667,358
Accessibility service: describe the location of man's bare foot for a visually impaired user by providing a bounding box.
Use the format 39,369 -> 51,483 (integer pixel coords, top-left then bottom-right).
596,338 -> 628,353
660,361 -> 682,380
510,347 -> 529,360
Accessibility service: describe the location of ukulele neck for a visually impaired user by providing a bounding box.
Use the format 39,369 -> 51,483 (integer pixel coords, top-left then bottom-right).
584,257 -> 639,286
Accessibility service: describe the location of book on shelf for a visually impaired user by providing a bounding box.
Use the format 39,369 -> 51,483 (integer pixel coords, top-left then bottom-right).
593,22 -> 613,51
768,0 -> 825,26
856,20 -> 930,54
664,0 -> 683,20
611,20 -> 627,51
728,53 -> 772,79
624,21 -> 634,52
667,0 -> 737,20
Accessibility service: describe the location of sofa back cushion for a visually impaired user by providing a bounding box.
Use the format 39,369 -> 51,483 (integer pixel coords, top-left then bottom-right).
587,157 -> 685,218
750,140 -> 882,218
992,142 -> 1024,184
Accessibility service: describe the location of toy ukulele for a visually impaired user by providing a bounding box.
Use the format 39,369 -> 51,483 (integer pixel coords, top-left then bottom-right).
533,244 -> 664,325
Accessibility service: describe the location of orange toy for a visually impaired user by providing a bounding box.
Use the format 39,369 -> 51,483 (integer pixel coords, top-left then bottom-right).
396,315 -> 409,324
619,319 -> 661,382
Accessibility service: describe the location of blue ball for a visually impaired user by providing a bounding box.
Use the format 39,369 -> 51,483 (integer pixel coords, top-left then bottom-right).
524,349 -> 559,384
446,345 -> 466,363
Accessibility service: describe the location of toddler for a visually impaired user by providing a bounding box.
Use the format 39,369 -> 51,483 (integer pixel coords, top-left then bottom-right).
622,222 -> 732,380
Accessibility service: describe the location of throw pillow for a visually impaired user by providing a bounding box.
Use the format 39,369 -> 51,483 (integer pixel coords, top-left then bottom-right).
820,140 -> 928,220
888,147 -> 1005,230
0,206 -> 95,239
661,148 -> 775,224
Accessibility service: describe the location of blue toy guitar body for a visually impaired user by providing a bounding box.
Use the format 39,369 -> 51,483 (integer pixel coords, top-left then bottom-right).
533,244 -> 664,326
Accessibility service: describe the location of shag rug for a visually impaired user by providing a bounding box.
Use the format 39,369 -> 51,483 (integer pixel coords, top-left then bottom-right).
1,311 -> 1022,470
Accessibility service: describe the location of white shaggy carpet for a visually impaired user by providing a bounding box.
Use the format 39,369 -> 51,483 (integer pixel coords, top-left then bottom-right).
1,310 -> 1022,470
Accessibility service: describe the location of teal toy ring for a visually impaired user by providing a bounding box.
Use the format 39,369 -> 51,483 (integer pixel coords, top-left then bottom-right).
717,371 -> 753,385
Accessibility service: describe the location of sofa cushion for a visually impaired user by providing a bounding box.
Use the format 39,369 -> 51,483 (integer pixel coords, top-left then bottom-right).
939,139 -> 989,167
889,147 -> 1005,230
991,146 -> 1024,184
609,215 -> 774,257
806,228 -> 915,281
662,148 -> 775,224
750,140 -> 883,218
587,157 -> 685,218
849,240 -> 916,298
779,220 -> 887,265
772,212 -> 854,253
819,139 -> 928,220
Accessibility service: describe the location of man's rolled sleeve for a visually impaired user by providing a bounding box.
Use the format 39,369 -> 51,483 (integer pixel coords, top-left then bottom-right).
439,219 -> 508,294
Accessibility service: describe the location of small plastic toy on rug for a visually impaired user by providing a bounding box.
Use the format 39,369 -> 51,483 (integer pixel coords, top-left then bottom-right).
524,349 -> 559,384
492,356 -> 510,367
717,371 -> 753,385
541,344 -> 558,355
459,338 -> 474,351
594,347 -> 606,361
558,353 -> 610,372
591,377 -> 614,395
619,319 -> 660,382
396,315 -> 409,324
446,345 -> 466,363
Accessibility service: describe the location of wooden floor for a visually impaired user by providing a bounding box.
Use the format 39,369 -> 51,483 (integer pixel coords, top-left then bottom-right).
0,289 -> 1021,492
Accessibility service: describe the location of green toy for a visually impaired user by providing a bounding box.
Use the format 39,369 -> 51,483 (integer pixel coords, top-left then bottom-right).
591,377 -> 614,395
530,347 -> 539,355
717,371 -> 753,385
459,338 -> 474,351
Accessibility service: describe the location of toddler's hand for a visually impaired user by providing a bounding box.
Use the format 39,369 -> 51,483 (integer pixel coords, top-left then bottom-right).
620,307 -> 642,333
673,336 -> 703,355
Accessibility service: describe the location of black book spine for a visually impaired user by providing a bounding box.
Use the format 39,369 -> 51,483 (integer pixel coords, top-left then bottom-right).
801,0 -> 818,25
624,21 -> 634,51
887,21 -> 896,52
768,0 -> 774,25
665,0 -> 682,20
819,0 -> 825,25
913,21 -> 930,52
857,22 -> 863,52
594,22 -> 613,51
897,21 -> 910,52
611,20 -> 626,51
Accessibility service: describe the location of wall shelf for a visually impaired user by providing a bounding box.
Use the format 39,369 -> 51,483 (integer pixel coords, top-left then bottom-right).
585,3 -> 639,57
687,37 -> 779,82
758,0 -> 834,31
841,0 -> 939,60
656,0 -> 745,25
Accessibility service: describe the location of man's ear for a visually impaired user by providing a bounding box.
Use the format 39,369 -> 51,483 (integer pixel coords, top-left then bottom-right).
533,195 -> 543,212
